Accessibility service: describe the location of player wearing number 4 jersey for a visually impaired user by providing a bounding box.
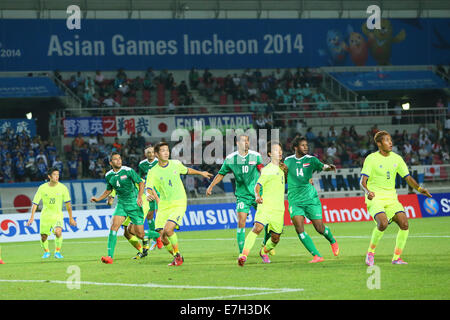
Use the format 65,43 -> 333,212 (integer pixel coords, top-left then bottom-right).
285,137 -> 339,263
26,167 -> 77,259
360,131 -> 432,266
146,142 -> 213,266
206,134 -> 268,255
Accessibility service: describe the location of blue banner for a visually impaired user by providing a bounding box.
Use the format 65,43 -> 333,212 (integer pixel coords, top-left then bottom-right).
331,70 -> 448,91
0,18 -> 448,71
0,119 -> 36,137
417,193 -> 450,218
0,77 -> 63,97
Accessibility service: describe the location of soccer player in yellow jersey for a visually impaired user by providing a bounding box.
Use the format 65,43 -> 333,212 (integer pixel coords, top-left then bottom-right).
238,141 -> 287,266
360,131 -> 432,265
146,142 -> 213,266
26,167 -> 77,259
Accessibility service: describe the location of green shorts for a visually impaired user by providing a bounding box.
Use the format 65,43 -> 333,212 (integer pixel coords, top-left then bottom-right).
236,197 -> 257,214
289,203 -> 323,221
115,201 -> 144,226
366,196 -> 405,224
40,215 -> 63,235
254,208 -> 284,235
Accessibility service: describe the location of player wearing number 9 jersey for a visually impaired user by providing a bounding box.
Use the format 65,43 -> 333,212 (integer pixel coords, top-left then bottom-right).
145,142 -> 213,266
285,136 -> 339,263
360,130 -> 432,266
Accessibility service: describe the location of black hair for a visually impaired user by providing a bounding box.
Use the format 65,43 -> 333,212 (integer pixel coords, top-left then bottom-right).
47,167 -> 59,176
292,136 -> 307,151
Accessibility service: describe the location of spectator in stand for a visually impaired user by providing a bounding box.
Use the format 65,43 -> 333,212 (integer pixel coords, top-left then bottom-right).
15,155 -> 26,182
36,158 -> 48,180
74,134 -> 85,149
178,80 -> 188,97
404,140 -> 413,154
2,160 -> 13,183
94,70 -> 104,85
359,96 -> 370,115
189,68 -> 200,89
36,150 -> 48,167
203,68 -> 213,84
103,95 -> 120,108
112,138 -> 122,152
326,142 -> 338,162
68,155 -> 79,180
53,156 -> 63,176
305,127 -> 316,143
75,71 -> 84,85
136,132 -> 146,149
79,143 -> 90,177
168,99 -> 176,114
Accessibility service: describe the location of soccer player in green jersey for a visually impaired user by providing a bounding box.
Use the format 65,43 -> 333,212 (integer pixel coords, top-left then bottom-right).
26,167 -> 77,259
146,142 -> 213,266
360,131 -> 432,265
206,134 -> 265,254
138,146 -> 163,251
238,141 -> 287,266
91,152 -> 146,264
285,136 -> 339,263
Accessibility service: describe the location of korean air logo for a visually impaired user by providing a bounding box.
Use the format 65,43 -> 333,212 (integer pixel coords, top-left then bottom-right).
0,219 -> 18,237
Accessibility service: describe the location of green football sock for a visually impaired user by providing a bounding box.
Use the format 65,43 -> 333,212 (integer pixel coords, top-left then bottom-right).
368,227 -> 384,254
298,232 -> 321,257
393,229 -> 409,261
237,228 -> 246,254
242,231 -> 258,257
55,236 -> 63,252
146,230 -> 160,240
323,226 -> 336,244
148,218 -> 156,231
107,230 -> 118,258
40,239 -> 49,252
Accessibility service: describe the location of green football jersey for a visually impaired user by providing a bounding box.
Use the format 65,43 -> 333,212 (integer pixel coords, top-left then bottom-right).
218,150 -> 263,201
285,154 -> 324,205
105,166 -> 142,203
138,158 -> 158,179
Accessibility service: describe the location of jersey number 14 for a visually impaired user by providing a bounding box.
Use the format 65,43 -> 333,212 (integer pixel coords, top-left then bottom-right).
296,168 -> 304,177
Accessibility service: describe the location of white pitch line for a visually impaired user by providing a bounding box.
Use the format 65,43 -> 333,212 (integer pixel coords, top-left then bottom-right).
0,279 -> 303,294
192,289 -> 303,300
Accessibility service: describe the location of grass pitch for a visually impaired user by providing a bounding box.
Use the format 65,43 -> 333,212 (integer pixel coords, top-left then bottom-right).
0,217 -> 449,300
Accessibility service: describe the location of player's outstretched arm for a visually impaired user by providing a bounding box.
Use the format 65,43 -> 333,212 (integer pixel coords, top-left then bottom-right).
405,176 -> 432,198
187,167 -> 213,179
206,173 -> 224,196
90,189 -> 112,203
323,164 -> 337,172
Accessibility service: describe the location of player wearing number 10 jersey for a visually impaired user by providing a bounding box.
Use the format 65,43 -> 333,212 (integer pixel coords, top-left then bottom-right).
206,134 -> 265,255
285,136 -> 339,263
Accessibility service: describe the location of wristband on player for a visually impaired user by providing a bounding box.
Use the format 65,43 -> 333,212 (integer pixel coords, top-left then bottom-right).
323,164 -> 330,170
417,186 -> 423,193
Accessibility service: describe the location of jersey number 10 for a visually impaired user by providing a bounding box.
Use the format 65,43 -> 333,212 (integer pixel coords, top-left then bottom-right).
242,165 -> 249,173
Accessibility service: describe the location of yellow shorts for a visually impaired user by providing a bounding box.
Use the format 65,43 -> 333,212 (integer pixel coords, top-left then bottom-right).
254,207 -> 285,235
155,200 -> 187,230
366,196 -> 405,224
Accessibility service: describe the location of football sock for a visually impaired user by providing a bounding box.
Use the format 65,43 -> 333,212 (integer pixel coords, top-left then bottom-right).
237,228 -> 246,254
40,239 -> 49,252
168,233 -> 179,255
148,217 -> 156,231
298,232 -> 321,257
242,231 -> 258,257
128,235 -> 142,252
107,230 -> 118,258
165,242 -> 174,255
393,229 -> 409,261
146,230 -> 161,240
323,226 -> 336,244
263,238 -> 277,254
368,227 -> 384,254
262,224 -> 271,245
55,236 -> 63,252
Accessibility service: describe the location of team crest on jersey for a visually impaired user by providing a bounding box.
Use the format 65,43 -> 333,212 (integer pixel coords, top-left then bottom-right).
303,163 -> 310,167
120,175 -> 127,180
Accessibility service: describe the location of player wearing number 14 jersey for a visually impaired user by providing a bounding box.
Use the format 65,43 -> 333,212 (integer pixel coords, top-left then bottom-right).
285,137 -> 339,263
